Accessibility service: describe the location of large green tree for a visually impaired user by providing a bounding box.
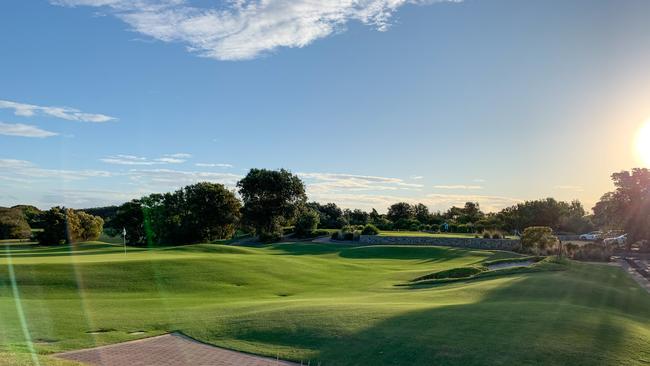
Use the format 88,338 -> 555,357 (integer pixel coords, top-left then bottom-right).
113,182 -> 241,246
111,200 -> 148,246
183,182 -> 241,241
499,198 -> 591,233
307,202 -> 346,229
238,169 -> 306,242
38,207 -> 104,245
593,168 -> 650,242
387,202 -> 415,223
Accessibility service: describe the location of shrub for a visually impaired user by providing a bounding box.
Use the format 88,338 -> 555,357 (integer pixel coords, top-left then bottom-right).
520,226 -> 558,255
259,230 -> 283,243
361,224 -> 380,235
492,232 -> 503,239
564,242 -> 580,258
293,208 -> 320,238
429,224 -> 439,232
343,232 -> 355,241
571,243 -> 614,262
331,231 -> 340,240
483,232 -> 492,239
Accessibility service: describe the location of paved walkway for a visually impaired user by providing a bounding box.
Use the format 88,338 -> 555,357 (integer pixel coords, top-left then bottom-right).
54,333 -> 298,366
618,259 -> 650,294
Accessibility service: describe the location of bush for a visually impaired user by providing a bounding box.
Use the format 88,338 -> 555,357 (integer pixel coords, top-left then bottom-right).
259,230 -> 283,243
361,224 -> 380,235
0,208 -> 31,240
492,232 -> 503,239
331,231 -> 340,240
293,208 -> 320,238
483,232 -> 492,239
520,226 -> 558,255
343,232 -> 355,241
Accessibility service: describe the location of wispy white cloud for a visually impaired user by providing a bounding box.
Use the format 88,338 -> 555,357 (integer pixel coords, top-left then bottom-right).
300,172 -> 423,194
51,0 -> 456,60
0,158 -> 112,182
433,185 -> 484,190
195,163 -> 234,168
127,168 -> 242,190
0,122 -> 58,138
410,175 -> 424,180
100,153 -> 190,165
0,100 -> 116,123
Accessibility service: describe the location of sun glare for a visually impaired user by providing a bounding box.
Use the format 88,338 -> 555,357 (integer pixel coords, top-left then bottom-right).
636,120 -> 650,167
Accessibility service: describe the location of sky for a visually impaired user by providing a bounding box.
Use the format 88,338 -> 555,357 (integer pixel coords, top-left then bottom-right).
2,0 -> 650,213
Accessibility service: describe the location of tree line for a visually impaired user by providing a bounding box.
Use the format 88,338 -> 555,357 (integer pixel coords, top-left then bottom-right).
3,167 -> 649,246
0,205 -> 104,245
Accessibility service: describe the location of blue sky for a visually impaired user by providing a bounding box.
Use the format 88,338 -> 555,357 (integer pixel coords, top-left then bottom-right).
2,0 -> 650,212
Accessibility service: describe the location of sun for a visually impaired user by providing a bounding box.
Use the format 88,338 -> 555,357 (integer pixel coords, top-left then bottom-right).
636,120 -> 650,167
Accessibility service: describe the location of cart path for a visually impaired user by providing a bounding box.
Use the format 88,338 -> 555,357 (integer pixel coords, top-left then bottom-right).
54,333 -> 299,366
618,259 -> 650,294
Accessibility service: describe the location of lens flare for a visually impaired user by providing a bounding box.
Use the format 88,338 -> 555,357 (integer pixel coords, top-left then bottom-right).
636,120 -> 650,167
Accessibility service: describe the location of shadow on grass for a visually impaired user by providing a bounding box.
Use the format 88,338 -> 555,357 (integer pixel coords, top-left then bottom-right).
222,265 -> 650,366
0,244 -> 149,259
264,243 -> 484,263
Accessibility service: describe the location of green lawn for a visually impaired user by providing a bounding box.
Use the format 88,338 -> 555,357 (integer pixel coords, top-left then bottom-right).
1,242 -> 649,365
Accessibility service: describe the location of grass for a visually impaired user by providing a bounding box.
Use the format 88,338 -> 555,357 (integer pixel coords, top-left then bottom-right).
0,241 -> 649,365
378,231 -> 519,239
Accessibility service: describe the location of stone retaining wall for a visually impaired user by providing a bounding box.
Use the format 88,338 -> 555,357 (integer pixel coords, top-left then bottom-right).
359,235 -> 520,251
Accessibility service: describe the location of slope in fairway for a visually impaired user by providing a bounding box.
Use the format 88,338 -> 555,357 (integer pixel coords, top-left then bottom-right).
1,242 -> 650,365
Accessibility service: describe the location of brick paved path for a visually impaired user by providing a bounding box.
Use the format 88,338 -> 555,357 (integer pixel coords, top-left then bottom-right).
54,333 -> 299,366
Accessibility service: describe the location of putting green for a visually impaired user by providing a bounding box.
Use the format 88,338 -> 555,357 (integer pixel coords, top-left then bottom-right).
1,242 -> 649,365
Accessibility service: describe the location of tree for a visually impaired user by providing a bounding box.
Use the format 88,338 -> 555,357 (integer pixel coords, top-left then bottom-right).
38,207 -> 68,245
0,208 -> 31,240
345,209 -> 369,226
76,211 -> 104,242
414,203 -> 431,224
111,200 -> 147,246
11,205 -> 43,229
459,202 -> 484,224
387,202 -> 414,223
238,169 -> 307,242
499,198 -> 590,233
38,207 -> 104,245
308,202 -> 346,229
369,208 -> 393,230
183,182 -> 241,241
593,168 -> 650,242
294,207 -> 320,237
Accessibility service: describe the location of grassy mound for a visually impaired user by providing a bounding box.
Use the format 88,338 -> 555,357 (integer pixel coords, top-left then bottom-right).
0,243 -> 649,365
